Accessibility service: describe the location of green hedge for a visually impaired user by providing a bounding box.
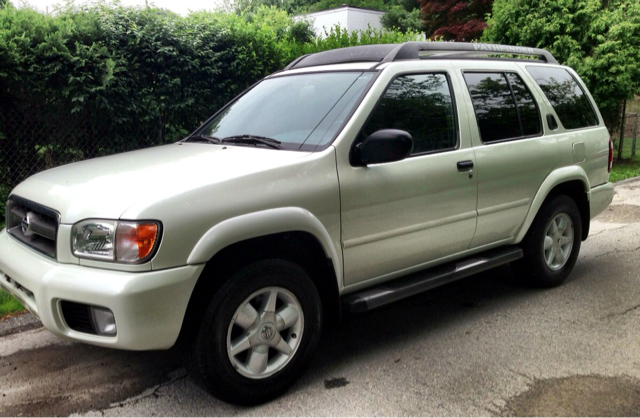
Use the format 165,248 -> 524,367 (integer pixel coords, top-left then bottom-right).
0,4 -> 418,198
482,0 -> 640,132
0,6 -> 290,191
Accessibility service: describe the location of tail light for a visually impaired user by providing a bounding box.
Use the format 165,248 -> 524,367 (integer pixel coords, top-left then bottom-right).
608,137 -> 613,173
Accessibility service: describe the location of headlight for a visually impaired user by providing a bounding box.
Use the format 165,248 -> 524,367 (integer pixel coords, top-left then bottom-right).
72,220 -> 161,263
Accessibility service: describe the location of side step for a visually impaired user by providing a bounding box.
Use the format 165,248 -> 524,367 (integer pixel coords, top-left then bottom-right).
342,246 -> 523,313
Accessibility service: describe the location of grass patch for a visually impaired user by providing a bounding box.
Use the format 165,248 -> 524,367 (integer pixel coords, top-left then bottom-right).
611,136 -> 640,183
0,289 -> 26,318
611,159 -> 640,182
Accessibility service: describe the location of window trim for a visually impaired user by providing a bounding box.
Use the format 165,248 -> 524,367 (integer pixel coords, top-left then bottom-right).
462,70 -> 543,145
350,70 -> 460,165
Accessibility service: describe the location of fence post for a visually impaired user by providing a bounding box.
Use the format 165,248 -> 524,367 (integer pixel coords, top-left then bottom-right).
632,113 -> 638,158
617,101 -> 627,161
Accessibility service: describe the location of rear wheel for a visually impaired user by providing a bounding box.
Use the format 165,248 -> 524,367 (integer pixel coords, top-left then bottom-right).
513,195 -> 582,287
187,259 -> 322,405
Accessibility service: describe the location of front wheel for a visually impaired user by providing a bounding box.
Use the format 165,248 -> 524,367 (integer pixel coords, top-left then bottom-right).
513,195 -> 582,287
187,259 -> 322,405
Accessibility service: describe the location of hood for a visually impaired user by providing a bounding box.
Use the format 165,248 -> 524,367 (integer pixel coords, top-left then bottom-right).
11,143 -> 312,224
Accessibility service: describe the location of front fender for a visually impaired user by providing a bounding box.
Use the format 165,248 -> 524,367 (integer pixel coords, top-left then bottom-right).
514,166 -> 590,243
186,207 -> 342,285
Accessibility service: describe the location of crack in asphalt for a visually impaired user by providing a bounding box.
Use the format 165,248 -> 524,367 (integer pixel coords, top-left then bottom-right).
594,246 -> 640,259
588,224 -> 632,237
110,368 -> 189,410
508,368 -> 534,382
601,304 -> 640,320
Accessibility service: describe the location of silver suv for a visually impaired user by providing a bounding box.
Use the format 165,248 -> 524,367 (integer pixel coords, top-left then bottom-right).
0,42 -> 614,404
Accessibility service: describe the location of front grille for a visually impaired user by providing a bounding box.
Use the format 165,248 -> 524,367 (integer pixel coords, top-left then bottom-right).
6,196 -> 59,259
60,301 -> 97,335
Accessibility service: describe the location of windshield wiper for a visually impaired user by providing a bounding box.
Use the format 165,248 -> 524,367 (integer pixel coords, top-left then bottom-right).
187,134 -> 222,144
221,134 -> 282,149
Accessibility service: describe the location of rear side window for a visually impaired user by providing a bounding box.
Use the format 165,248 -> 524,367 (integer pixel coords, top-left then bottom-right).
362,73 -> 457,155
526,66 -> 599,130
463,72 -> 542,143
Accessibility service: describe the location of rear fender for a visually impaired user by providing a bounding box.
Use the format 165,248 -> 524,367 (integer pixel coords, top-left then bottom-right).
514,166 -> 590,243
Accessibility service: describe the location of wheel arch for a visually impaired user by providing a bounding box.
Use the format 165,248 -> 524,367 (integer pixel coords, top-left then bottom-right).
187,207 -> 341,272
178,209 -> 342,344
515,167 -> 591,243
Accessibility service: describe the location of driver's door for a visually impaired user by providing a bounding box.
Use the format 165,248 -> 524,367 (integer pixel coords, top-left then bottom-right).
338,71 -> 478,287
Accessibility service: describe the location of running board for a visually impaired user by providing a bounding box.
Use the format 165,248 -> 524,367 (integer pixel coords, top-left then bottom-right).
342,246 -> 523,313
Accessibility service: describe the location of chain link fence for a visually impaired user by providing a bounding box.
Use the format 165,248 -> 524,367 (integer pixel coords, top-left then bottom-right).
0,106 -> 183,218
618,112 -> 639,159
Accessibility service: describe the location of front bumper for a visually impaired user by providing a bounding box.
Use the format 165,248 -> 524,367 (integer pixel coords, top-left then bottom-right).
0,229 -> 204,350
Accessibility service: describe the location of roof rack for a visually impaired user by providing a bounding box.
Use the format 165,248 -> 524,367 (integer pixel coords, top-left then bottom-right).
285,42 -> 558,70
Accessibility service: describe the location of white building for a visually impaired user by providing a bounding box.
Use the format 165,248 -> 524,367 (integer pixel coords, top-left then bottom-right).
294,5 -> 386,38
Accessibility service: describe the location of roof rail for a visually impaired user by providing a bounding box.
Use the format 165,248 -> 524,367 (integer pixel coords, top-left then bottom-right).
284,44 -> 398,70
285,42 -> 558,70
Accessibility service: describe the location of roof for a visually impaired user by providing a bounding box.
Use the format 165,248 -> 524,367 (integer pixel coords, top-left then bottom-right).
294,5 -> 386,19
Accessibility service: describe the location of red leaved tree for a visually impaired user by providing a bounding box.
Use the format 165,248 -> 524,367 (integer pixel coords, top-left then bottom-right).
421,0 -> 493,41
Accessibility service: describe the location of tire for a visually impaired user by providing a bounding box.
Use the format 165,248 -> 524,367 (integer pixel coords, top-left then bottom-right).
187,259 -> 322,405
513,195 -> 582,287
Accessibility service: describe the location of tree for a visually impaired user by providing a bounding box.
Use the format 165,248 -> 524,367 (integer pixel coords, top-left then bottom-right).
421,0 -> 493,41
244,5 -> 315,42
482,0 -> 640,132
223,0 -> 424,32
381,0 -> 423,32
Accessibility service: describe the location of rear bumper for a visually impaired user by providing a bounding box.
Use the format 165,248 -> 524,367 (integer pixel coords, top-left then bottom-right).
589,182 -> 615,219
0,229 -> 204,350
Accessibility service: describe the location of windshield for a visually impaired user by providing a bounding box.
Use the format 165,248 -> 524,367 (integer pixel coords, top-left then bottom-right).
196,71 -> 375,151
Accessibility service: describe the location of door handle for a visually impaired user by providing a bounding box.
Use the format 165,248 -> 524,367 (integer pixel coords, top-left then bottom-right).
457,160 -> 474,171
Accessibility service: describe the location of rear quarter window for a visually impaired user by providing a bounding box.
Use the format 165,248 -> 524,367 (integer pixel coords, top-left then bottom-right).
526,66 -> 599,130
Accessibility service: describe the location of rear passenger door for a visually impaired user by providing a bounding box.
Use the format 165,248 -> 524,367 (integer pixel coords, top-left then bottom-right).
453,62 -> 559,248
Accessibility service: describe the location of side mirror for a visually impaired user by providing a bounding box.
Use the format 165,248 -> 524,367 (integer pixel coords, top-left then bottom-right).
355,129 -> 413,166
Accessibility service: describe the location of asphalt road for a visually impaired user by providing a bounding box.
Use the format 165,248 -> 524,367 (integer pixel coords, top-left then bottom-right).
1,179 -> 639,416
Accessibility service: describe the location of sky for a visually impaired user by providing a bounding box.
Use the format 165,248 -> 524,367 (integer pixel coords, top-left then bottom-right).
15,0 -> 225,16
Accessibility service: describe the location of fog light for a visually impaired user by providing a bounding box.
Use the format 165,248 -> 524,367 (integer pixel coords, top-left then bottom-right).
90,306 -> 117,336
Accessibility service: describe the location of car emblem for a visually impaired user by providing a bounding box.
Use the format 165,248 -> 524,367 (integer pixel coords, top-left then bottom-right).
21,212 -> 34,237
260,325 -> 275,341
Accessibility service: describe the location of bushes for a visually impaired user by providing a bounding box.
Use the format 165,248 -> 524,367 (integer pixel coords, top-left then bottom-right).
482,0 -> 640,132
0,5 -> 419,199
0,7 -> 297,196
0,4 -> 422,207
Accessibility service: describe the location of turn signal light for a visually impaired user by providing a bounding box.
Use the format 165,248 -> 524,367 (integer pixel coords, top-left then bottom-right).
116,222 -> 159,262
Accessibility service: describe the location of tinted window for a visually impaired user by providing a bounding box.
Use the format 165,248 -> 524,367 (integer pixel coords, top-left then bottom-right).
464,72 -> 520,142
507,73 -> 541,136
362,73 -> 457,155
526,66 -> 598,129
464,72 -> 541,143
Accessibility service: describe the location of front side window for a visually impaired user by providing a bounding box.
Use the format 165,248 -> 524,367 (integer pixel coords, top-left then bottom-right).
198,72 -> 375,150
526,66 -> 599,130
361,73 -> 457,155
464,72 -> 542,143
